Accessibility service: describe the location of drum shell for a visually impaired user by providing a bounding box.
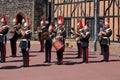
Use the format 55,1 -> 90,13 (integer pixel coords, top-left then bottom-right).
53,39 -> 63,51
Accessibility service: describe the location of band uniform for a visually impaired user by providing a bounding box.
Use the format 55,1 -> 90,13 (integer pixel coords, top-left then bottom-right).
44,22 -> 55,63
38,17 -> 47,52
100,21 -> 112,62
19,22 -> 32,67
75,19 -> 83,58
0,13 -> 9,63
55,15 -> 66,65
81,24 -> 90,63
98,21 -> 104,55
10,18 -> 21,57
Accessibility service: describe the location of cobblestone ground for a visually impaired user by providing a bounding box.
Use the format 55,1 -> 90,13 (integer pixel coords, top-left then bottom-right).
0,40 -> 120,80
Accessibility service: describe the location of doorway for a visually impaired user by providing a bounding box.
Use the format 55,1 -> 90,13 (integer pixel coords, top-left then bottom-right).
16,13 -> 24,25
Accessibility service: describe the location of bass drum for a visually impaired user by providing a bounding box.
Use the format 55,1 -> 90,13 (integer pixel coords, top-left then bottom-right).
7,26 -> 14,40
52,38 -> 63,51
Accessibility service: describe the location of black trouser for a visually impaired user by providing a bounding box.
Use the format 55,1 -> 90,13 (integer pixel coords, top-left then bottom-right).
77,43 -> 82,58
0,42 -> 5,62
21,40 -> 30,67
40,40 -> 44,52
45,41 -> 52,63
62,39 -> 65,52
99,41 -> 104,55
10,39 -> 17,57
82,47 -> 88,63
102,45 -> 109,61
56,47 -> 63,64
21,49 -> 29,67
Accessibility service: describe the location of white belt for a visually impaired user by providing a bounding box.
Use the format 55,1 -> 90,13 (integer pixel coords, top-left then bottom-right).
0,34 -> 3,36
103,37 -> 108,39
21,39 -> 27,41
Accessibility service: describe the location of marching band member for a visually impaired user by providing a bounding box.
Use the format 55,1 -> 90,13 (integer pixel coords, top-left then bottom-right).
100,19 -> 112,62
60,23 -> 66,52
38,17 -> 47,52
0,13 -> 9,63
98,20 -> 105,55
44,22 -> 55,63
81,21 -> 90,63
10,17 -> 21,57
19,21 -> 32,67
55,15 -> 65,65
75,19 -> 83,58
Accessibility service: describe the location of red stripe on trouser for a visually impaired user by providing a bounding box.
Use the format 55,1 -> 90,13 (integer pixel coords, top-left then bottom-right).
26,51 -> 29,66
49,48 -> 52,62
108,46 -> 110,60
60,49 -> 63,64
14,40 -> 17,55
41,40 -> 44,51
42,40 -> 44,48
63,40 -> 65,52
86,47 -> 88,61
3,44 -> 6,61
80,46 -> 82,57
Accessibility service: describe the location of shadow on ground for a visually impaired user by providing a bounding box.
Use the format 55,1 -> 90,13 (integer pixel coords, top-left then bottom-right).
0,66 -> 21,70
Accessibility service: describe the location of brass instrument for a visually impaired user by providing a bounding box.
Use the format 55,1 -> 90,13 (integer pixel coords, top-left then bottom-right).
71,28 -> 83,40
37,27 -> 49,41
41,32 -> 49,40
98,27 -> 106,41
98,27 -> 111,41
98,31 -> 104,41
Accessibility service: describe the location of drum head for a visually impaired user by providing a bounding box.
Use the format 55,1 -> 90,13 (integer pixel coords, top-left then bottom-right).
7,32 -> 14,39
7,26 -> 14,39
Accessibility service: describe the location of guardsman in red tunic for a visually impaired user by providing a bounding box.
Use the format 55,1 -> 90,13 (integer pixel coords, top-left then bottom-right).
0,13 -> 9,63
81,21 -> 90,63
19,20 -> 32,67
10,17 -> 21,57
100,18 -> 112,62
55,15 -> 65,65
38,17 -> 47,52
75,19 -> 83,58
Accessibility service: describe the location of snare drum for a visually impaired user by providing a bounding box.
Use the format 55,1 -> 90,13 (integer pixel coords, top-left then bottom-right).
53,38 -> 63,51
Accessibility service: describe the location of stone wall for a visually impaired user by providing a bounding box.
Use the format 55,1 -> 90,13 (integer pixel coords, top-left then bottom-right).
0,0 -> 45,32
0,0 -> 33,24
